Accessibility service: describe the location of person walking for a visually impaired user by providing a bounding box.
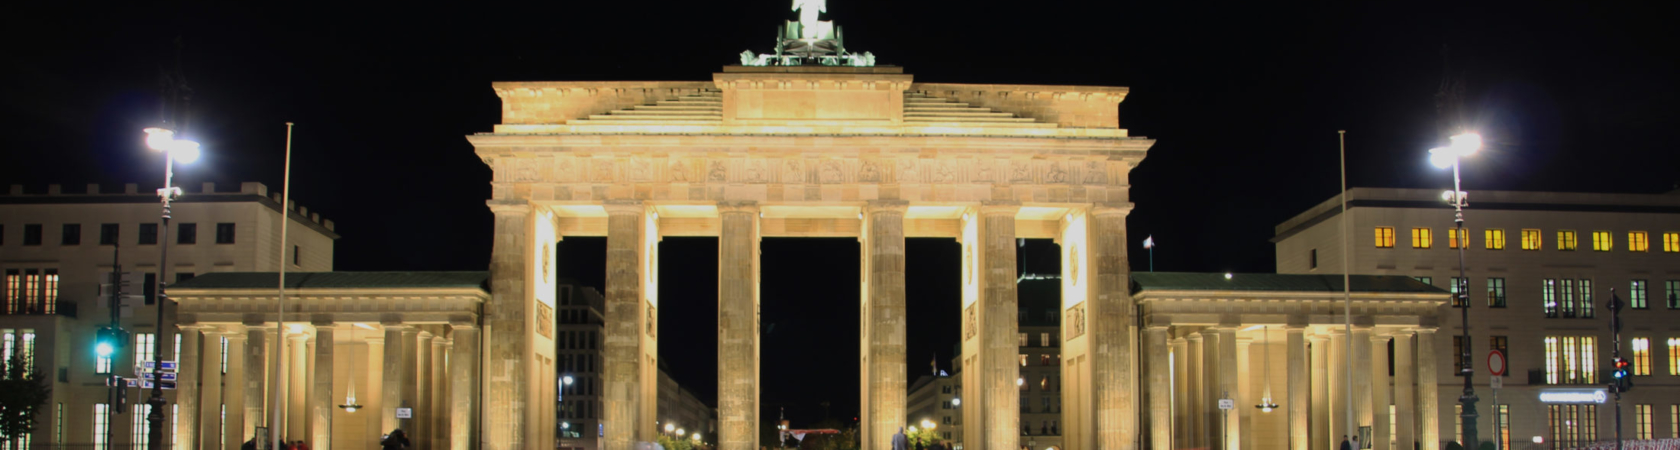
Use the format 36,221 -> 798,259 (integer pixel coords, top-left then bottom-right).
382,429 -> 411,450
1340,435 -> 1353,450
892,427 -> 909,450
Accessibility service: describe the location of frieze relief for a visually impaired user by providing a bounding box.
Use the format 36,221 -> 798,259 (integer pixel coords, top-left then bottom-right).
491,155 -> 1120,189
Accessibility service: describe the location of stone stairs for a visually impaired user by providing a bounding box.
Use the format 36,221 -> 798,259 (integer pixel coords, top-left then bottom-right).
903,92 -> 1047,126
569,90 -> 724,125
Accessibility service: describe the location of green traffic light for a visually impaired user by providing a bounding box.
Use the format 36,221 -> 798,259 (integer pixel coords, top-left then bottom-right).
96,342 -> 115,358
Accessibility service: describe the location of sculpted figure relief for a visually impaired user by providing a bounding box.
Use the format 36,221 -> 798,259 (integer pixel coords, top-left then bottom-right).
1083,161 -> 1106,184
820,160 -> 845,183
1045,161 -> 1068,183
857,161 -> 880,182
896,158 -> 919,183
975,159 -> 993,182
708,160 -> 728,182
1011,160 -> 1032,182
592,159 -> 616,182
782,159 -> 804,183
669,160 -> 689,182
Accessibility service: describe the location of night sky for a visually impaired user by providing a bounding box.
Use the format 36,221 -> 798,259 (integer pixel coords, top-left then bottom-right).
5,0 -> 1678,429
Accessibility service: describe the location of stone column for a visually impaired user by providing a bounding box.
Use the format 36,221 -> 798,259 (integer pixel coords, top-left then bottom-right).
415,330 -> 432,450
289,330 -> 310,441
382,323 -> 417,434
1354,326 -> 1374,449
1415,329 -> 1439,450
860,200 -> 906,450
366,334 -> 386,446
174,325 -> 203,450
311,322 -> 334,450
224,328 -> 247,450
1202,330 -> 1221,448
1372,334 -> 1391,450
1288,327 -> 1309,450
718,201 -> 762,450
1329,329 -> 1347,444
245,326 -> 269,441
1310,334 -> 1329,450
1187,332 -> 1204,449
959,202 -> 1020,450
1394,333 -> 1416,450
1218,327 -> 1239,450
603,200 -> 653,450
484,201 -> 550,450
1172,336 -> 1189,450
1237,337 -> 1253,450
432,337 -> 450,450
450,321 -> 480,450
1146,326 -> 1173,450
1087,204 -> 1135,450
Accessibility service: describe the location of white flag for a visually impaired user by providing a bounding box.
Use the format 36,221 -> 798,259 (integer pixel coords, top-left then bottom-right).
1143,235 -> 1155,249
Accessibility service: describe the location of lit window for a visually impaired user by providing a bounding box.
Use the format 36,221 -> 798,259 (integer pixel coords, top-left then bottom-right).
1592,231 -> 1613,251
1487,278 -> 1506,308
1560,279 -> 1576,318
1450,277 -> 1469,307
1668,280 -> 1679,309
1542,279 -> 1558,318
1375,227 -> 1395,248
1544,335 -> 1597,384
1019,354 -> 1027,367
1497,405 -> 1510,450
1631,280 -> 1648,309
1629,231 -> 1650,252
1579,279 -> 1596,318
1414,276 -> 1433,286
1667,338 -> 1679,376
1412,228 -> 1432,249
1631,338 -> 1651,376
1635,404 -> 1653,440
1448,228 -> 1467,249
1558,230 -> 1578,251
1455,405 -> 1463,443
1484,229 -> 1506,250
1520,229 -> 1541,250
1664,232 -> 1679,253
1040,333 -> 1050,347
1672,405 -> 1679,439
132,404 -> 151,450
93,404 -> 110,450
1019,333 -> 1027,347
1040,354 -> 1051,366
134,333 -> 156,366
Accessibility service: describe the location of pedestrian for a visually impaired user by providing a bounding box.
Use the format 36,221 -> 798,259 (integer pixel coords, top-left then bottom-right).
242,438 -> 257,450
1339,435 -> 1352,450
382,429 -> 411,450
296,440 -> 312,450
892,427 -> 909,450
1352,435 -> 1361,450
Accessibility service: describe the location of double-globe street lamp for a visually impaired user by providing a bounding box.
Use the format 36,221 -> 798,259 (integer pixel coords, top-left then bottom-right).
140,127 -> 202,449
1429,132 -> 1483,449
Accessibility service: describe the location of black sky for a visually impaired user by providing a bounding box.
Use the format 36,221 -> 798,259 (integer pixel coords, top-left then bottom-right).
5,0 -> 1679,429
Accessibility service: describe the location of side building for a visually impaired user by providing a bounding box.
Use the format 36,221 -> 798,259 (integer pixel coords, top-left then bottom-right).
1273,187 -> 1680,448
0,182 -> 336,449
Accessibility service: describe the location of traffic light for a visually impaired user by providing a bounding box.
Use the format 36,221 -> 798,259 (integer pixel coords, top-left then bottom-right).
1611,357 -> 1633,392
95,326 -> 127,359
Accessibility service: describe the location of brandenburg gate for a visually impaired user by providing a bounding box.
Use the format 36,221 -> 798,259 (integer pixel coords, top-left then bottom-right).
465,63 -> 1153,450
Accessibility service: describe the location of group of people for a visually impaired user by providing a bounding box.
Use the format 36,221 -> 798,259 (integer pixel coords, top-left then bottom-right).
891,426 -> 953,450
238,429 -> 409,450
237,439 -> 314,450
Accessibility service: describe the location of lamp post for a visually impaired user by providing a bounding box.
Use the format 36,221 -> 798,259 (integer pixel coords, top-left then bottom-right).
559,374 -> 573,448
141,126 -> 201,449
1429,132 -> 1482,449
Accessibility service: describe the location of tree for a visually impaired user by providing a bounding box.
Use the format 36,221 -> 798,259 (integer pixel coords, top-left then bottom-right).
658,434 -> 695,450
0,352 -> 51,449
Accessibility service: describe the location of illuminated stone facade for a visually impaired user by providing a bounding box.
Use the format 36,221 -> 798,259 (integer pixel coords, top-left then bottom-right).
467,64 -> 1152,450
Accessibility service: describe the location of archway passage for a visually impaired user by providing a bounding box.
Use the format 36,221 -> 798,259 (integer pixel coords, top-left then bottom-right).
759,238 -> 861,434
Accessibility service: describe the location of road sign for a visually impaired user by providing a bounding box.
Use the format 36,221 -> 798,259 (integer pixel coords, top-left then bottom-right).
1490,375 -> 1502,389
139,361 -> 179,372
139,380 -> 176,390
1487,350 -> 1507,376
106,377 -> 139,388
140,372 -> 178,381
396,408 -> 413,419
1217,399 -> 1234,410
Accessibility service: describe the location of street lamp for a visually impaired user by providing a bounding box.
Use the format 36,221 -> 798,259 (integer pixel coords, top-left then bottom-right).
1430,131 -> 1482,449
141,125 -> 201,449
666,423 -> 676,434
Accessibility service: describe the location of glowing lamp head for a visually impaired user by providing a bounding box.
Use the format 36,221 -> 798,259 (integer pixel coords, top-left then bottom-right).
1449,132 -> 1482,155
907,426 -> 917,433
95,342 -> 115,358
1428,148 -> 1457,169
665,424 -> 675,433
951,398 -> 960,406
1262,406 -> 1273,413
676,428 -> 684,436
693,433 -> 700,440
1224,272 -> 1233,280
562,375 -> 574,385
345,405 -> 358,412
169,140 -> 201,163
143,127 -> 175,151
1017,377 -> 1024,386
562,422 -> 570,429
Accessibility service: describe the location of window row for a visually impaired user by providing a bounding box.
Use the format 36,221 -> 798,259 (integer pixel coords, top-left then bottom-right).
1631,404 -> 1680,440
0,222 -> 238,247
1375,227 -> 1679,252
1433,276 -> 1680,312
2,269 -> 60,315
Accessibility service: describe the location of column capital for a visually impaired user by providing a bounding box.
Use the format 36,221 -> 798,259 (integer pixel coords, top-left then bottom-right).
716,201 -> 760,214
310,316 -> 336,327
603,199 -> 646,214
865,199 -> 909,213
486,200 -> 531,214
1090,202 -> 1134,217
1412,328 -> 1439,335
1186,332 -> 1204,342
435,338 -> 452,347
449,317 -> 478,329
979,201 -> 1021,216
177,323 -> 213,331
1308,333 -> 1329,343
418,330 -> 435,340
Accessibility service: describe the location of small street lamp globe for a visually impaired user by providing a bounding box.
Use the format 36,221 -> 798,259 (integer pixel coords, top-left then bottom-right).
170,140 -> 202,163
950,398 -> 960,406
665,423 -> 675,433
143,128 -> 175,151
1449,132 -> 1482,155
1428,148 -> 1457,169
562,375 -> 574,385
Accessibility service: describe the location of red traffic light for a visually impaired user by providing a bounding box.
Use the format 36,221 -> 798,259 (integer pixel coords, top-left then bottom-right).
1613,358 -> 1629,369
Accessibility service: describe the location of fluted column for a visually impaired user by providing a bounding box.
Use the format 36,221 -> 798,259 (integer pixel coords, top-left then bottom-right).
1172,336 -> 1189,450
603,200 -> 655,450
1218,327 -> 1239,450
1087,204 -> 1135,450
1415,329 -> 1439,450
861,200 -> 906,450
1354,326 -> 1374,449
1202,330 -> 1221,448
244,326 -> 270,441
1288,327 -> 1309,450
289,329 -> 310,441
959,202 -> 1020,450
174,325 -> 203,450
1237,337 -> 1253,450
1146,326 -> 1172,450
1187,332 -> 1205,449
432,337 -> 450,450
1394,333 -> 1416,450
450,321 -> 480,450
223,328 -> 247,450
1310,334 -> 1329,450
1371,333 -> 1391,450
1329,329 -> 1348,445
311,322 -> 335,450
484,201 -> 556,450
382,323 -> 417,434
415,330 -> 432,450
718,201 -> 762,450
